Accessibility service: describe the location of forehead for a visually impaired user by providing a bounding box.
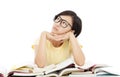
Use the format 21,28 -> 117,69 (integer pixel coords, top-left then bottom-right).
60,15 -> 73,25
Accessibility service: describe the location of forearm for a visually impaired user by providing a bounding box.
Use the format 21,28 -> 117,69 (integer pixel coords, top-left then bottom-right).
69,33 -> 85,66
35,32 -> 47,67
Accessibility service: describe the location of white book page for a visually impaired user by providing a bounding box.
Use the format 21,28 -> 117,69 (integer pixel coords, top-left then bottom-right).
96,66 -> 120,76
13,72 -> 44,76
59,68 -> 80,76
45,58 -> 74,74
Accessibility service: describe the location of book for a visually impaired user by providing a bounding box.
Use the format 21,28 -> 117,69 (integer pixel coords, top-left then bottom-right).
7,59 -> 113,77
7,58 -> 79,77
94,66 -> 120,76
68,64 -> 106,77
69,74 -> 95,77
69,65 -> 120,77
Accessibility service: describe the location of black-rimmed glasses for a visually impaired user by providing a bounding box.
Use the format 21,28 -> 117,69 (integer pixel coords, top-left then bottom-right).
54,16 -> 72,28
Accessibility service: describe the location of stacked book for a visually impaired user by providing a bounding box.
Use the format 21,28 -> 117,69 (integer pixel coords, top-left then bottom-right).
6,58 -> 120,77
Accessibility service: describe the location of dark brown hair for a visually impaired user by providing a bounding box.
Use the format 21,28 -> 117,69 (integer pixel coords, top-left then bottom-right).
54,10 -> 82,37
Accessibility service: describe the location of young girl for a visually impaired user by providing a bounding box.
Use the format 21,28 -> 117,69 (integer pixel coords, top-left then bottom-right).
34,10 -> 85,67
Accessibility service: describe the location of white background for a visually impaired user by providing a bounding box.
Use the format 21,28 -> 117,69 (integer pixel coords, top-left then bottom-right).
0,0 -> 120,72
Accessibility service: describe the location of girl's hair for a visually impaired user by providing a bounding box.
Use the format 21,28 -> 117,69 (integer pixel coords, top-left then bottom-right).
54,10 -> 82,37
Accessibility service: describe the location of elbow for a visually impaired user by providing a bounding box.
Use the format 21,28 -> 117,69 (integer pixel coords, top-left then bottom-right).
76,57 -> 85,66
34,59 -> 46,68
38,65 -> 45,68
77,61 -> 85,66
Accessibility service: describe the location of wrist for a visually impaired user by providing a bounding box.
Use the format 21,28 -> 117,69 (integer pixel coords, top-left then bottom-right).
70,32 -> 74,37
41,31 -> 47,40
69,32 -> 75,41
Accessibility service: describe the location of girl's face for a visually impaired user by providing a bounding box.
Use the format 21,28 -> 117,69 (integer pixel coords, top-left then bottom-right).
51,15 -> 73,35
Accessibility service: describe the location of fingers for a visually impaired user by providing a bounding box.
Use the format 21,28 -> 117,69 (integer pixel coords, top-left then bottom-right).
48,32 -> 70,42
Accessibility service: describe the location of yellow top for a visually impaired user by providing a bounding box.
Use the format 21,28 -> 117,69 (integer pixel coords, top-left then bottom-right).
32,39 -> 82,66
45,40 -> 72,65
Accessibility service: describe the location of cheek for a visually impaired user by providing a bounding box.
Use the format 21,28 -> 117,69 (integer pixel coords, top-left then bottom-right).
60,29 -> 70,34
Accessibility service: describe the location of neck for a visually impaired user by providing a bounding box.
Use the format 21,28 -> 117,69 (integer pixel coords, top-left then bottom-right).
50,40 -> 64,47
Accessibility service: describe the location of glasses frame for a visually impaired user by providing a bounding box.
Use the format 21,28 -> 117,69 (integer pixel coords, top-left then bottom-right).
54,16 -> 72,28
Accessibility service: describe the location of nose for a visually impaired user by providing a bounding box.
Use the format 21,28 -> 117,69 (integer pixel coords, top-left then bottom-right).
55,24 -> 61,28
55,21 -> 61,27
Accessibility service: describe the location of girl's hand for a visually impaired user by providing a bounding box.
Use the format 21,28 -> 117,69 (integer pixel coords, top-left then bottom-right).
59,31 -> 74,41
46,32 -> 63,42
50,31 -> 74,42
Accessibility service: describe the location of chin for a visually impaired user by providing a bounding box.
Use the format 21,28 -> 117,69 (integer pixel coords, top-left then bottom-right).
51,31 -> 64,35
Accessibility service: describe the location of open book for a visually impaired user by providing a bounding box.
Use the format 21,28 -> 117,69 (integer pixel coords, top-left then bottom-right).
7,58 -> 114,77
94,66 -> 120,76
7,58 -> 79,77
69,64 -> 120,76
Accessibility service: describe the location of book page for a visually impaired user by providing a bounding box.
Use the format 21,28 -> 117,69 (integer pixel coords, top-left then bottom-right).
45,58 -> 74,74
59,68 -> 82,76
95,66 -> 120,76
69,74 -> 95,77
13,72 -> 44,76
